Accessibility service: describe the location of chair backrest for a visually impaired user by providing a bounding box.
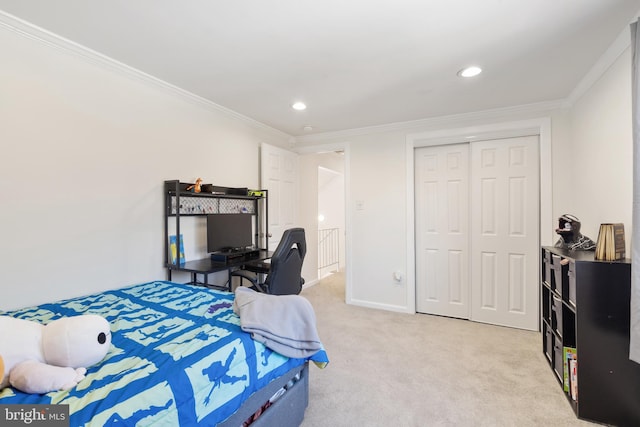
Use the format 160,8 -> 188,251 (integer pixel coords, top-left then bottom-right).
265,228 -> 306,295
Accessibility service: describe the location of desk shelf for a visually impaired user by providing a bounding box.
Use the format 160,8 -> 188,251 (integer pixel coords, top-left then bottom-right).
163,180 -> 268,287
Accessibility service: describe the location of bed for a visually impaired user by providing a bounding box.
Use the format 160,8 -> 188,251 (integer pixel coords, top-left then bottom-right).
0,280 -> 328,426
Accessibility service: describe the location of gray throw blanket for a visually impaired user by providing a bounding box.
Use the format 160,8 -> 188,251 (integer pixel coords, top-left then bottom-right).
233,287 -> 323,358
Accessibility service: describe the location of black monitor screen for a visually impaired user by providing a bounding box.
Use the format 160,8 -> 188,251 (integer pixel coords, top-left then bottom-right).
206,214 -> 253,253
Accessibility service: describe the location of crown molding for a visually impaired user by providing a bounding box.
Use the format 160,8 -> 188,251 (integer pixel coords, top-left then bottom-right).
0,11 -> 292,142
293,99 -> 565,145
565,16 -> 635,107
2,9 -> 635,148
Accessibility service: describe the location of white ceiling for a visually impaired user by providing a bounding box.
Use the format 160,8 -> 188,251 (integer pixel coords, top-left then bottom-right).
1,0 -> 639,137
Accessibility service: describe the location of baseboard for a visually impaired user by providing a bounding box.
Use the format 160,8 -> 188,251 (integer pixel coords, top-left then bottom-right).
348,298 -> 413,314
301,278 -> 319,289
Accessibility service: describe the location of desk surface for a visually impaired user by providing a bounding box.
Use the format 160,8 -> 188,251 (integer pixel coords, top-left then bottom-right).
167,249 -> 272,274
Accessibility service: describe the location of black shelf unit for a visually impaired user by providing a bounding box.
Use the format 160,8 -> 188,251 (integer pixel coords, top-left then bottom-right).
164,180 -> 268,281
541,246 -> 640,426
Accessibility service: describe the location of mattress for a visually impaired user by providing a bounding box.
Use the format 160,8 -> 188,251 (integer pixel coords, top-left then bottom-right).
0,281 -> 327,426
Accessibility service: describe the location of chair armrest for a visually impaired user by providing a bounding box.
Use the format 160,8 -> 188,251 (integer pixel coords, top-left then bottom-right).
230,270 -> 258,286
243,260 -> 271,274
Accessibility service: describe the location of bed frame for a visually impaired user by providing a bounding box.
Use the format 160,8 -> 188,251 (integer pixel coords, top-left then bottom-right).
220,362 -> 309,426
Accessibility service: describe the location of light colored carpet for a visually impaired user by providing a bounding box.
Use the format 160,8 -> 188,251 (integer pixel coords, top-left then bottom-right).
300,272 -> 595,427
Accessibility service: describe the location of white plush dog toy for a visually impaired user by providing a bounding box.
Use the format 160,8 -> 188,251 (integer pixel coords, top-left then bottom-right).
0,314 -> 111,394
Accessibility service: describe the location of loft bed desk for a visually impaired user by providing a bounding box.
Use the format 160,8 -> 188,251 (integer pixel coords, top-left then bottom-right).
164,180 -> 270,291
167,250 -> 273,290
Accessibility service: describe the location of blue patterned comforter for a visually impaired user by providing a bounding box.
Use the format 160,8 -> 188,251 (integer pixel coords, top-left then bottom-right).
0,281 -> 328,426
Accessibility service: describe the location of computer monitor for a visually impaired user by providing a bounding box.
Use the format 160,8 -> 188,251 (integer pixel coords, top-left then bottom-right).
206,214 -> 253,253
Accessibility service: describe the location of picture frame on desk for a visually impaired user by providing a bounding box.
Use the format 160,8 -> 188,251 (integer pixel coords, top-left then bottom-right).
169,234 -> 186,264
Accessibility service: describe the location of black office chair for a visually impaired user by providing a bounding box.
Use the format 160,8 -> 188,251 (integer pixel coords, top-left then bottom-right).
231,228 -> 306,295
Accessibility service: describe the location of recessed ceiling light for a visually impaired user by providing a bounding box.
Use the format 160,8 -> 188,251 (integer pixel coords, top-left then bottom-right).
303,125 -> 314,131
292,102 -> 307,111
458,66 -> 482,78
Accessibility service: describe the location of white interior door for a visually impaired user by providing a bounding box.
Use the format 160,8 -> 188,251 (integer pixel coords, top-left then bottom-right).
260,143 -> 298,250
415,135 -> 539,330
415,144 -> 470,319
470,136 -> 539,330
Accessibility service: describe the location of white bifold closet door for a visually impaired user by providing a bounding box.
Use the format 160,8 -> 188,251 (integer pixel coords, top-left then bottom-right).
415,135 -> 539,330
415,143 -> 470,320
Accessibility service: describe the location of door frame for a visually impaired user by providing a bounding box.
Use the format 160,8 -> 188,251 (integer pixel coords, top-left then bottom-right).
406,117 -> 553,315
293,142 -> 351,299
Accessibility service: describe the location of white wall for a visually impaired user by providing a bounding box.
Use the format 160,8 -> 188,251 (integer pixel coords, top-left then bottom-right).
569,47 -> 633,252
348,134 -> 409,310
0,22 -> 289,310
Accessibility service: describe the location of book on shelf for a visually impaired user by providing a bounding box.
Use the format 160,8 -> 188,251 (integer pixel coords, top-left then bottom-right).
169,234 -> 186,264
595,223 -> 625,261
569,358 -> 578,401
563,347 -> 577,393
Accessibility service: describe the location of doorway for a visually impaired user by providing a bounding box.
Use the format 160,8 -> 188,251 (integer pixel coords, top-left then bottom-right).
318,166 -> 345,278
